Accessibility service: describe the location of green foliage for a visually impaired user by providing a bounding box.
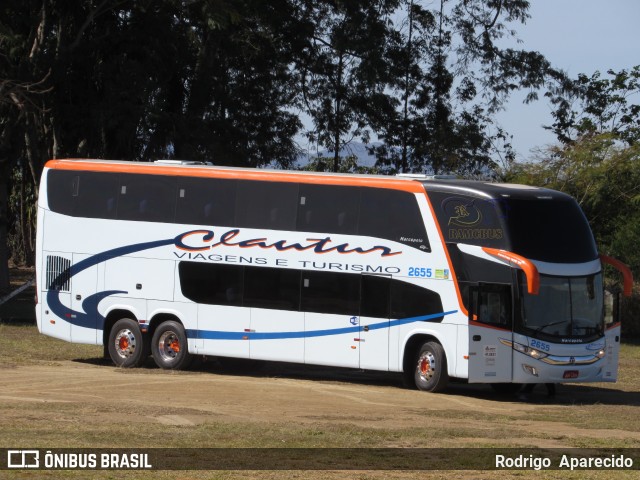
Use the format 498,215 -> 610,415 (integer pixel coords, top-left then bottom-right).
372,0 -> 557,175
547,66 -> 640,145
300,155 -> 379,174
295,0 -> 398,172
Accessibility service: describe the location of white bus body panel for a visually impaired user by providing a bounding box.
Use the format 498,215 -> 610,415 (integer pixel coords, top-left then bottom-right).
468,324 -> 512,383
40,291 -> 72,341
197,304 -> 251,359
304,312 -> 360,368
359,315 -> 390,371
104,257 -> 175,302
249,309 -> 305,363
70,252 -> 99,344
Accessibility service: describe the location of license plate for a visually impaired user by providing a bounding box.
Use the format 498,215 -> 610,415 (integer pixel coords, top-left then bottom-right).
563,370 -> 579,379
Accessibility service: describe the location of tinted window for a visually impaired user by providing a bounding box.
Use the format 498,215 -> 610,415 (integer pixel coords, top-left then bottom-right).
297,184 -> 359,235
505,197 -> 598,262
118,174 -> 177,222
47,170 -> 120,219
74,172 -> 119,219
179,262 -> 243,306
235,181 -> 298,230
301,270 -> 360,315
360,275 -> 390,318
391,280 -> 443,320
244,266 -> 300,311
428,191 -> 506,249
359,188 -> 430,251
47,170 -> 76,215
471,283 -> 512,328
176,177 -> 237,226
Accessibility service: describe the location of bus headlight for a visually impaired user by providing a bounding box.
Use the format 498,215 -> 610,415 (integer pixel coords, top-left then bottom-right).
512,342 -> 549,360
595,349 -> 606,360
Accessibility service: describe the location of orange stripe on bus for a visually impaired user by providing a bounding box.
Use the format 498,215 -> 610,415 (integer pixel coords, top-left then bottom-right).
44,159 -> 427,193
482,247 -> 540,295
600,254 -> 633,297
423,193 -> 468,317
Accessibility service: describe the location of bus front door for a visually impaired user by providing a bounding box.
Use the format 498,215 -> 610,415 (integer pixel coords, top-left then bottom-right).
358,274 -> 392,371
468,283 -> 514,383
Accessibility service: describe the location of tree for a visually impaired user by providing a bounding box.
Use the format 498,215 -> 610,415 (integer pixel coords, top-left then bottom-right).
151,0 -> 303,167
0,0 -> 305,282
546,66 -> 640,146
374,0 -> 559,175
295,0 -> 398,172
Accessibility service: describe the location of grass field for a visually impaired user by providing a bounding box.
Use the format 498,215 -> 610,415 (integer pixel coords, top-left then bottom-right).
1,320 -> 640,479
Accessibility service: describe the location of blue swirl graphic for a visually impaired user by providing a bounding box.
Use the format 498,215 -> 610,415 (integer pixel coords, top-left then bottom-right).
47,238 -> 175,328
46,232 -> 455,339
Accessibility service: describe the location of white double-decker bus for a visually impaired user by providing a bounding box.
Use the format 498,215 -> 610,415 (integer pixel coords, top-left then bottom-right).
35,159 -> 633,392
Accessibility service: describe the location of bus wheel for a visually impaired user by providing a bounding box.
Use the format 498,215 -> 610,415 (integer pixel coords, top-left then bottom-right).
108,318 -> 148,368
413,341 -> 448,392
151,320 -> 193,370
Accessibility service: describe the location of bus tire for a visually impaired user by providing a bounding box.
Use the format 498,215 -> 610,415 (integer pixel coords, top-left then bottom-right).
413,341 -> 448,392
108,318 -> 148,368
151,320 -> 193,370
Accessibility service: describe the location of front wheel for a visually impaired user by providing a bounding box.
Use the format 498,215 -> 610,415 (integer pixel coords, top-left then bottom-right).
108,318 -> 148,368
151,320 -> 193,370
412,341 -> 448,392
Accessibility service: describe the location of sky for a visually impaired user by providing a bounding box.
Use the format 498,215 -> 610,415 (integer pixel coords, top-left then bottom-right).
497,0 -> 640,161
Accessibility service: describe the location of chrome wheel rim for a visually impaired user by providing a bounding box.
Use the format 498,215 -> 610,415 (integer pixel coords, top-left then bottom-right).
158,331 -> 181,362
114,329 -> 137,359
416,351 -> 436,382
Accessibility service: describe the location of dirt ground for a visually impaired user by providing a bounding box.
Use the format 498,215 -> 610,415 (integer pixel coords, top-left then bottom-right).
2,343 -> 640,479
3,356 -> 640,448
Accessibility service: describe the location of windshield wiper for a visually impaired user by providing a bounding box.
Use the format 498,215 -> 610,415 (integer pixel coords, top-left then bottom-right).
533,320 -> 567,334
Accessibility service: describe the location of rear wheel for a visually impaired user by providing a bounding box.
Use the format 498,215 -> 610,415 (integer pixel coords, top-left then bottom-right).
108,318 -> 148,368
412,341 -> 448,392
151,320 -> 193,370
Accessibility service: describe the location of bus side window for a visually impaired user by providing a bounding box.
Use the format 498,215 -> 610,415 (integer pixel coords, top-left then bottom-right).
47,170 -> 78,216
390,280 -> 443,320
47,171 -> 120,219
179,262 -> 244,306
471,284 -> 512,328
78,172 -> 120,219
297,184 -> 359,235
118,174 -> 176,222
244,266 -> 301,311
236,181 -> 298,230
301,270 -> 360,315
359,188 -> 430,252
176,178 -> 237,227
360,275 -> 390,318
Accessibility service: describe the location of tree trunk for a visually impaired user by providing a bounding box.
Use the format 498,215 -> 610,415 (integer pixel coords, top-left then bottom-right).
0,161 -> 10,291
332,53 -> 344,173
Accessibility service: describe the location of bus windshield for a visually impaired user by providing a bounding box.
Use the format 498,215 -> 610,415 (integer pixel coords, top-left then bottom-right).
517,273 -> 604,342
503,197 -> 598,263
